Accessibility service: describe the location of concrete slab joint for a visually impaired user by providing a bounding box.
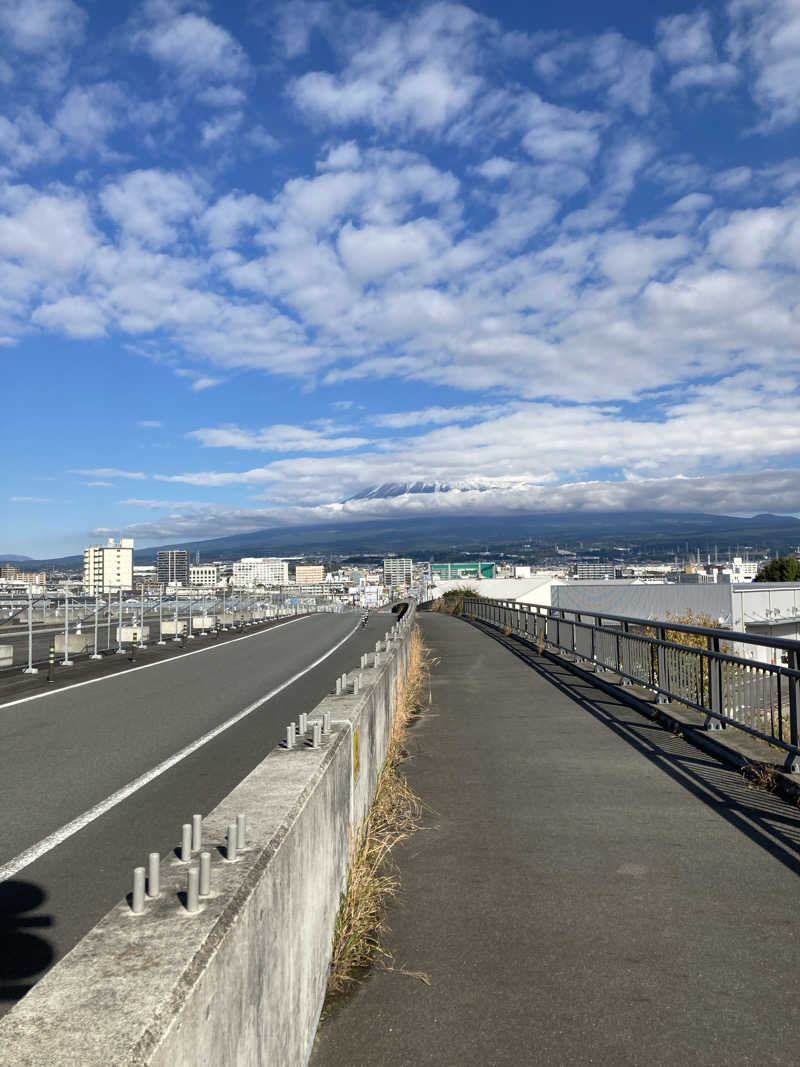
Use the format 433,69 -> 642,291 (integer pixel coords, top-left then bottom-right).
0,604 -> 417,1067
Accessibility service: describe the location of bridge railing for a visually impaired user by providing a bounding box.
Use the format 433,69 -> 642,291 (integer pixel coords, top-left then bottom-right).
463,597 -> 800,772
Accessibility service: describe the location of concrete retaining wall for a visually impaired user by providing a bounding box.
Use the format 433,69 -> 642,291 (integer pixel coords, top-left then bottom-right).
0,607 -> 415,1066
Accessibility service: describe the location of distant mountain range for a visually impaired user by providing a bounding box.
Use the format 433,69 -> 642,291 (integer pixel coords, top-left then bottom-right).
0,554 -> 33,562
14,509 -> 800,568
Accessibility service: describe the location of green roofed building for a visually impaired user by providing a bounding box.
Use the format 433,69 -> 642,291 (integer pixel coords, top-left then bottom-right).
430,562 -> 495,580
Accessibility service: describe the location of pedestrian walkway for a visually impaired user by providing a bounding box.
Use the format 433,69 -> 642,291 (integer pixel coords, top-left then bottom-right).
311,612 -> 800,1067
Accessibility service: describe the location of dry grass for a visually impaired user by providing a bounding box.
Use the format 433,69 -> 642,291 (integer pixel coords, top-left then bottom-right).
326,626 -> 429,996
429,585 -> 482,617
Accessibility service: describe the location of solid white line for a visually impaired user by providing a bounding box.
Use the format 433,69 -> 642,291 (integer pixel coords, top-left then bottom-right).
0,617 -> 361,881
0,616 -> 309,711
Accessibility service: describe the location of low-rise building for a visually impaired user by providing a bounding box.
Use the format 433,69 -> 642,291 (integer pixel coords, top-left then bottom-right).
295,565 -> 325,585
189,564 -> 219,588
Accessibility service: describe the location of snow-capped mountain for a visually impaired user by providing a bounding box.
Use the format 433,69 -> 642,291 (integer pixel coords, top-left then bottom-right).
347,480 -> 505,501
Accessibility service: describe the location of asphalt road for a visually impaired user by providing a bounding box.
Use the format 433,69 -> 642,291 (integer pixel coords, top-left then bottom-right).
0,610 -> 393,1016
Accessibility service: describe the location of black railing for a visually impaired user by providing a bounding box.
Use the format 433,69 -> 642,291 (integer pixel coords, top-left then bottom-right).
464,597 -> 800,772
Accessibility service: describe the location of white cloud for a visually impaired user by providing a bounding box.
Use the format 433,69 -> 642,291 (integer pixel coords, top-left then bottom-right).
100,170 -> 204,247
131,3 -> 249,84
53,84 -> 122,150
0,0 -> 85,53
32,295 -> 107,337
728,0 -> 800,127
290,3 -> 491,134
10,495 -> 51,502
69,467 -> 147,479
187,423 -> 370,452
138,419 -> 161,428
117,498 -> 211,509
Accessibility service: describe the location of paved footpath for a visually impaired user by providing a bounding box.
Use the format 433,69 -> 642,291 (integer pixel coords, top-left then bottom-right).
312,612 -> 800,1067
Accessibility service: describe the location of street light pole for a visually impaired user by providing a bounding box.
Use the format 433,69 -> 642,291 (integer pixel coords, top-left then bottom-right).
23,589 -> 38,674
91,593 -> 101,659
62,591 -> 73,666
117,588 -> 124,653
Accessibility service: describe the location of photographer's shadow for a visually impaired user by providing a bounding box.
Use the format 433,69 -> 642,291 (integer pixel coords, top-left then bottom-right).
0,880 -> 54,1005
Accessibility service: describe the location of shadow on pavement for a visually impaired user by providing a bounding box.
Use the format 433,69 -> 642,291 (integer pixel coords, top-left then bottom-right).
0,880 -> 54,1005
470,619 -> 800,879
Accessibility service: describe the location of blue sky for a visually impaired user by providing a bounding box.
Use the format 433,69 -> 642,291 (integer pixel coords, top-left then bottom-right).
2,0 -> 800,556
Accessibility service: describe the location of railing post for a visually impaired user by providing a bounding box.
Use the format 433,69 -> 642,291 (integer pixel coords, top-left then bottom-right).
655,626 -> 669,704
784,649 -> 800,772
705,635 -> 725,730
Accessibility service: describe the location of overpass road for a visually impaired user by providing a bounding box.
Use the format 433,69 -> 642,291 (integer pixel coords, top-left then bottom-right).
0,610 -> 392,1016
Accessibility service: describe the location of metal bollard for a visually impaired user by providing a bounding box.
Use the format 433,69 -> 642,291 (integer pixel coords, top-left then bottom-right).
186,867 -> 200,913
312,721 -> 322,748
335,678 -> 342,695
285,723 -> 295,749
147,853 -> 160,898
298,712 -> 307,735
199,851 -> 211,896
180,823 -> 192,861
353,675 -> 360,695
132,867 -> 146,914
237,812 -> 247,850
341,672 -> 348,690
47,646 -> 55,682
226,822 -> 237,861
191,814 -> 202,853
322,709 -> 331,734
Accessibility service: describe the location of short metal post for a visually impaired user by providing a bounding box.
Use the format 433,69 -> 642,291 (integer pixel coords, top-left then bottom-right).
147,853 -> 160,898
199,851 -> 211,896
186,867 -> 200,913
236,813 -> 247,850
312,721 -> 322,748
299,712 -> 307,735
180,823 -> 192,861
336,678 -> 342,695
322,710 -> 331,734
285,723 -> 295,748
226,822 -> 237,861
191,814 -> 202,852
132,867 -> 146,914
353,675 -> 360,695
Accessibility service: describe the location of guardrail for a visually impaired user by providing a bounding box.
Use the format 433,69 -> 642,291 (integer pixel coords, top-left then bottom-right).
464,597 -> 800,772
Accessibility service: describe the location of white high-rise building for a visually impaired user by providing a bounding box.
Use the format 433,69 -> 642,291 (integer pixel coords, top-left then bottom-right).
232,557 -> 289,588
383,558 -> 413,587
83,538 -> 134,594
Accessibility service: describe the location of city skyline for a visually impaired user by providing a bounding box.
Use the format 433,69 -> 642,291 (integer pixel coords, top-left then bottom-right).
3,0 -> 800,555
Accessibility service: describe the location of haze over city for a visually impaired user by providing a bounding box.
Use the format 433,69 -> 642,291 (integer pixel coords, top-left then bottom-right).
3,0 -> 800,557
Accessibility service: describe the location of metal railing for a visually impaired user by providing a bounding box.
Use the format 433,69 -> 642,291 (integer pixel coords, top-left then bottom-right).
463,597 -> 800,772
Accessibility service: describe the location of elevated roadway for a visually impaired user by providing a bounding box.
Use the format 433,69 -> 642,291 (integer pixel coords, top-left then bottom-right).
0,610 -> 390,1015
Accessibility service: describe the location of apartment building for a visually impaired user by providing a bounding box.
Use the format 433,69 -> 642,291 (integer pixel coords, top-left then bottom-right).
189,564 -> 219,588
157,549 -> 190,586
232,557 -> 289,588
295,565 -> 325,585
83,538 -> 134,594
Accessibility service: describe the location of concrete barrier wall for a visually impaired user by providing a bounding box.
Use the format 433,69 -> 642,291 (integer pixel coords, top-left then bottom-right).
0,607 -> 415,1066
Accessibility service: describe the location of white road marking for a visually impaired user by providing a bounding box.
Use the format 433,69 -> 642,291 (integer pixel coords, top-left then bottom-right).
0,617 -> 361,881
0,616 -> 308,711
